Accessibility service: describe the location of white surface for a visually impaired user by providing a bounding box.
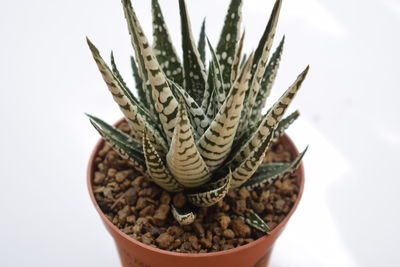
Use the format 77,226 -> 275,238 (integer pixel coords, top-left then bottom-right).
0,0 -> 399,266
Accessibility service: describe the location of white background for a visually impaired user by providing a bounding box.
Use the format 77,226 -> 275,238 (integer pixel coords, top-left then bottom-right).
1,0 -> 399,266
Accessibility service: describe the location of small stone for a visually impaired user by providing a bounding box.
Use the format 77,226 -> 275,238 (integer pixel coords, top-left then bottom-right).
234,199 -> 247,215
231,219 -> 251,237
238,188 -> 250,199
131,176 -> 144,187
115,170 -> 132,183
139,205 -> 155,217
135,197 -> 148,210
193,221 -> 205,237
251,201 -> 265,214
171,239 -> 182,249
188,235 -> 200,250
124,187 -> 138,205
156,233 -> 174,249
94,172 -> 106,185
118,205 -> 131,222
199,237 -> 212,248
107,168 -> 117,178
141,232 -> 153,245
218,215 -> 231,230
260,190 -> 270,202
274,199 -> 285,211
167,226 -> 184,237
126,215 -> 136,224
173,193 -> 186,208
160,191 -> 171,204
222,244 -> 234,250
153,204 -> 170,223
281,179 -> 293,193
223,229 -> 235,239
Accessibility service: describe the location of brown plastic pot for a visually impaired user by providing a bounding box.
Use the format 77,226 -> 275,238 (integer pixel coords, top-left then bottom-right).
87,119 -> 305,267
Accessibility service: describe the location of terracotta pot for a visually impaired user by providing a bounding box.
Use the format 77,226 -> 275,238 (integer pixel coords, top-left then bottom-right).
87,119 -> 305,267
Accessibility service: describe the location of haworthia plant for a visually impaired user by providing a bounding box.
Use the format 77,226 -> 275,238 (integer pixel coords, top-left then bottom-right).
87,0 -> 309,230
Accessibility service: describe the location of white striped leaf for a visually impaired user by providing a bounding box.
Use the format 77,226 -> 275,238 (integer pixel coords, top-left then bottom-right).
186,170 -> 231,207
240,147 -> 307,190
251,36 -> 285,123
198,18 -> 207,66
197,54 -> 253,171
143,131 -> 184,192
216,0 -> 243,86
122,0 -> 179,141
171,204 -> 196,225
87,114 -> 146,173
168,79 -> 210,136
166,98 -> 211,188
151,0 -> 184,86
130,56 -> 151,111
179,0 -> 207,104
272,110 -> 300,142
231,66 -> 309,169
207,37 -> 226,111
242,210 -> 270,234
230,30 -> 245,85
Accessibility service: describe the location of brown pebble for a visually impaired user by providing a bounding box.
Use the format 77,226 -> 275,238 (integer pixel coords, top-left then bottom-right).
231,219 -> 251,237
222,244 -> 234,250
94,172 -> 106,185
107,168 -> 117,177
188,235 -> 200,250
124,187 -> 138,205
160,191 -> 171,204
156,233 -> 174,249
234,199 -> 247,215
239,188 -> 250,199
141,232 -> 153,245
126,215 -> 136,224
115,170 -> 132,183
218,215 -> 231,230
193,221 -> 205,237
199,237 -> 212,248
118,205 -> 131,222
131,176 -> 144,187
251,201 -> 265,214
173,193 -> 186,208
153,204 -> 170,223
167,226 -> 184,237
223,229 -> 235,239
139,205 -> 155,217
274,199 -> 285,211
135,197 -> 148,210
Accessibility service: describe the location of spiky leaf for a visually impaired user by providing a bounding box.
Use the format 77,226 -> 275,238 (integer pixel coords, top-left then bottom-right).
241,147 -> 307,189
197,55 -> 253,171
198,19 -> 207,65
122,0 -> 179,140
151,0 -> 184,86
143,131 -> 183,192
179,0 -> 207,104
216,0 -> 243,85
171,204 -> 196,225
242,210 -> 270,233
230,31 -> 245,84
273,110 -> 300,142
130,56 -> 149,110
186,171 -> 231,207
167,99 -> 211,188
207,37 -> 226,111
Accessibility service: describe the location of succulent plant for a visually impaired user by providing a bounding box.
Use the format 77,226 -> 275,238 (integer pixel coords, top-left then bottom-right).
87,0 -> 308,232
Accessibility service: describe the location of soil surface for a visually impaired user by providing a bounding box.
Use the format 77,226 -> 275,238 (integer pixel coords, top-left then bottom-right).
92,122 -> 299,253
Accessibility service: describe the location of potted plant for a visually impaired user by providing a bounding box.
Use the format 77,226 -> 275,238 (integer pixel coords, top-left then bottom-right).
86,0 -> 309,266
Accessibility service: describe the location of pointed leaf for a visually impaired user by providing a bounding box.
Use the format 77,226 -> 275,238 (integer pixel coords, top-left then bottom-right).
151,0 -> 184,86
143,131 -> 184,192
207,37 -> 226,111
186,170 -> 231,207
179,0 -> 207,104
216,0 -> 243,85
198,18 -> 207,66
241,147 -> 307,190
87,114 -> 146,173
122,0 -> 179,140
130,56 -> 150,110
272,110 -> 300,142
171,204 -> 197,225
251,36 -> 285,123
242,210 -> 270,234
197,55 -> 253,171
230,31 -> 245,85
166,98 -> 211,188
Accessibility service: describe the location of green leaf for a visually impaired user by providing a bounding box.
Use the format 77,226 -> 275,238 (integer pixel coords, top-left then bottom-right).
168,79 -> 210,137
185,170 -> 231,207
273,110 -> 300,142
179,0 -> 207,104
122,0 -> 179,141
130,55 -> 150,111
231,66 -> 309,171
216,0 -> 243,86
143,130 -> 184,192
197,54 -> 253,171
251,36 -> 285,123
198,18 -> 207,66
166,98 -> 211,188
230,31 -> 245,85
87,114 -> 146,173
240,147 -> 308,190
171,204 -> 197,225
242,210 -> 270,234
151,0 -> 184,86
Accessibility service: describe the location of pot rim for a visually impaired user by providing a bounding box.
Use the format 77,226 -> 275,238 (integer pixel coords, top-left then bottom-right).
87,119 -> 305,258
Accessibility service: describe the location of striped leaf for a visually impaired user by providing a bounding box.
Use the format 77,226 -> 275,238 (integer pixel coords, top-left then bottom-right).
130,56 -> 150,111
240,147 -> 308,190
216,0 -> 243,86
197,54 -> 253,171
242,210 -> 270,233
198,18 -> 207,66
122,0 -> 179,141
272,110 -> 300,142
151,0 -> 184,86
166,98 -> 211,188
230,31 -> 245,85
251,36 -> 285,123
87,114 -> 146,173
171,204 -> 196,225
143,131 -> 184,192
186,170 -> 231,207
207,37 -> 226,111
231,66 -> 309,169
179,0 -> 207,104
168,79 -> 210,136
